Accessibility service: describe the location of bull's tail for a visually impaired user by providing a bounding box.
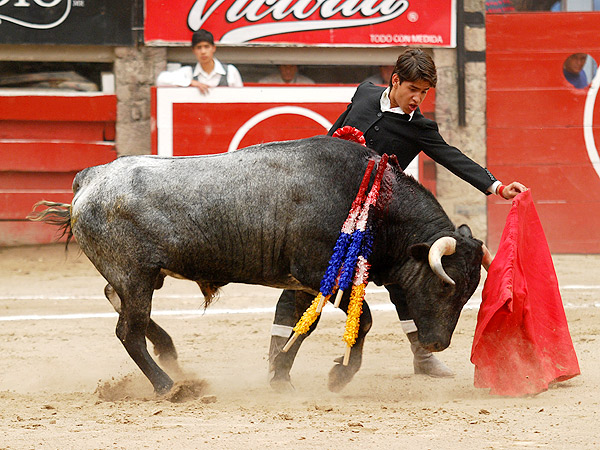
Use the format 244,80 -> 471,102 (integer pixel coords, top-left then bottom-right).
27,201 -> 74,246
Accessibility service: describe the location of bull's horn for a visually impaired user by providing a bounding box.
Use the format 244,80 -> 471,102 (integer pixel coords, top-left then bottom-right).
428,236 -> 457,285
481,244 -> 493,271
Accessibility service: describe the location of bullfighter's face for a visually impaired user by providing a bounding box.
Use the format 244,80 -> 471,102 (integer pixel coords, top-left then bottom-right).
389,75 -> 431,115
192,41 -> 217,66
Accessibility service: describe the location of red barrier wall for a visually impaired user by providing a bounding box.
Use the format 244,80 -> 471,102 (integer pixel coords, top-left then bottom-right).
0,94 -> 117,246
486,12 -> 600,253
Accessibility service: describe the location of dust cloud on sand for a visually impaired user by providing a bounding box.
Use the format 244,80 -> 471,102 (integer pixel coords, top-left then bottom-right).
0,244 -> 599,449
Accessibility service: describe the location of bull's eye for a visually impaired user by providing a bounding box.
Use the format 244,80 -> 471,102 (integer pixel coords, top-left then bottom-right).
441,280 -> 454,290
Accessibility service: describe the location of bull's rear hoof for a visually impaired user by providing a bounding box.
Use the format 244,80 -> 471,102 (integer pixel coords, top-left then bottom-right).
327,362 -> 354,392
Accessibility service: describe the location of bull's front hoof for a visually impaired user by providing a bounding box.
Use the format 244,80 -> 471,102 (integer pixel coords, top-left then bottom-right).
327,362 -> 355,392
154,379 -> 174,396
269,373 -> 295,393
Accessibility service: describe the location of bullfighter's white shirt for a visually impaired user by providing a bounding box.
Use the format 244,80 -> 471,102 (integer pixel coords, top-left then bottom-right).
379,87 -> 415,120
156,58 -> 243,88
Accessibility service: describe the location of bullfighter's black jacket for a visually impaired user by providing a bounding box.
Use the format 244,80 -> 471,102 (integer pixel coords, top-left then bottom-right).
327,82 -> 497,194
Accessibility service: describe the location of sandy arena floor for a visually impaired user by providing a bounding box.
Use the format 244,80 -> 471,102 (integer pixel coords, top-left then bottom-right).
0,244 -> 598,449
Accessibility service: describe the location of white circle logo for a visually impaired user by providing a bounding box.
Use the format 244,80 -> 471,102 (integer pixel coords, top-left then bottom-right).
407,11 -> 419,22
228,106 -> 333,152
584,71 -> 600,181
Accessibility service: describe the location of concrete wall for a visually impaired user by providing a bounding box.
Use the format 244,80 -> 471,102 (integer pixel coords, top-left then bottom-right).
114,46 -> 166,156
434,0 -> 488,240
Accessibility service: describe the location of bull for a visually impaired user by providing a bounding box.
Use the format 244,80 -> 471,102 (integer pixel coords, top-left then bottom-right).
29,136 -> 488,395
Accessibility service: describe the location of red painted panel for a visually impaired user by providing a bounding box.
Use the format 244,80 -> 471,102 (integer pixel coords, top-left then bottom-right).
0,191 -> 73,220
488,164 -> 600,204
172,102 -> 348,156
0,93 -> 117,245
0,142 -> 116,172
486,52 -> 600,90
0,121 -> 114,141
421,88 -> 435,115
487,127 -> 600,165
0,172 -> 76,190
487,12 -> 600,253
0,221 -> 68,247
486,13 -> 600,53
487,90 -> 593,128
0,95 -> 117,122
488,201 -> 600,254
419,154 -> 436,196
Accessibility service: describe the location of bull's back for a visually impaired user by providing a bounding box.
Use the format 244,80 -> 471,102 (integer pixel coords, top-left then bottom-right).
70,137 -> 375,284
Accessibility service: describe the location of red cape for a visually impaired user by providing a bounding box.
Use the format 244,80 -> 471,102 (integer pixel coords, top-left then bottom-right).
471,190 -> 580,396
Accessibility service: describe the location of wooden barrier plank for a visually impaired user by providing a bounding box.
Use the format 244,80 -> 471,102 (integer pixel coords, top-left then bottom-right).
486,163 -> 600,253
172,102 -> 349,156
487,127 -> 600,165
486,52 -> 589,90
488,201 -> 600,254
0,142 -> 116,172
487,90 -> 591,128
0,221 -> 68,247
0,191 -> 73,220
0,121 -> 114,141
0,172 -> 76,190
487,164 -> 600,203
487,13 -> 600,53
0,94 -> 117,122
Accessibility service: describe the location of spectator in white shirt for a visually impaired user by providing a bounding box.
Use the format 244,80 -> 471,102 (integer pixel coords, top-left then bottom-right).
156,29 -> 243,94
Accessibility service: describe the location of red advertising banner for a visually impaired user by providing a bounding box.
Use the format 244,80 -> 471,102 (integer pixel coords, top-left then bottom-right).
145,0 -> 456,47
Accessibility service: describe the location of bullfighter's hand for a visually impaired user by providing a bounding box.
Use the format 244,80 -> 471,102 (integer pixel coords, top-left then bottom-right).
501,181 -> 528,199
190,80 -> 211,95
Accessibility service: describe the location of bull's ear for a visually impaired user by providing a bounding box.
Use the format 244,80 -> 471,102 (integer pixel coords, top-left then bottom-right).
456,224 -> 473,238
409,243 -> 430,262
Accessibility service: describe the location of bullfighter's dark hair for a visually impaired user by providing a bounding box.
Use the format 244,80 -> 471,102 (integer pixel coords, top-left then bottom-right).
191,29 -> 215,47
391,48 -> 437,88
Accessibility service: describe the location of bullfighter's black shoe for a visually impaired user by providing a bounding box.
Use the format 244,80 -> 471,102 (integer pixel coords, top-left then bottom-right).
268,335 -> 296,392
407,331 -> 455,378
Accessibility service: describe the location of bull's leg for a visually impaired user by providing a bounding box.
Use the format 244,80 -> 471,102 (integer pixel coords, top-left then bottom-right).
327,291 -> 372,392
269,290 -> 319,392
112,280 -> 174,394
386,285 -> 454,378
145,320 -> 184,378
104,281 -> 181,374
